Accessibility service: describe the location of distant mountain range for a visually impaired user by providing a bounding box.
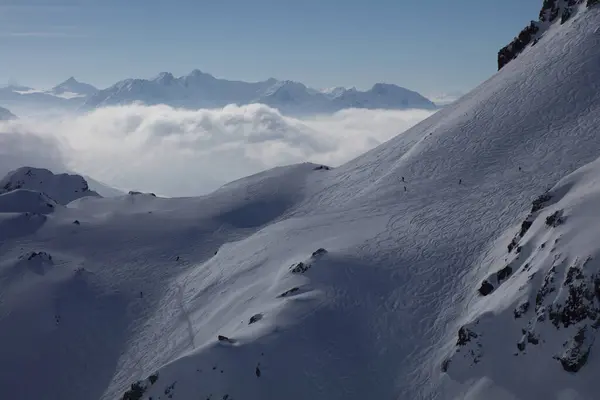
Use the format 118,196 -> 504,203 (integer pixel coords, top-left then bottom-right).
82,70 -> 437,114
1,71 -> 440,116
0,77 -> 98,115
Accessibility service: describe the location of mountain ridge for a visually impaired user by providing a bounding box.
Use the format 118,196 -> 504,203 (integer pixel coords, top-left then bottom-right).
82,70 -> 437,114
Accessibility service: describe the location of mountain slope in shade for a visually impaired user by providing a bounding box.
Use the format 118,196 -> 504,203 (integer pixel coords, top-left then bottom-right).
0,3 -> 600,400
82,71 -> 436,115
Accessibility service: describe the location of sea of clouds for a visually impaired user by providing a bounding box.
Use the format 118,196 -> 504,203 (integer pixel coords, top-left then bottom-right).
0,104 -> 435,196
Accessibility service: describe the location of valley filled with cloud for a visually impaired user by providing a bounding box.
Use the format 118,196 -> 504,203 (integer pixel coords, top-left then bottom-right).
0,104 -> 435,196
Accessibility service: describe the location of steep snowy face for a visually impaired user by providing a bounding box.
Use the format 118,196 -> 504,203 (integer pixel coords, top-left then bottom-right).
0,167 -> 100,205
498,0 -> 597,69
0,106 -> 16,120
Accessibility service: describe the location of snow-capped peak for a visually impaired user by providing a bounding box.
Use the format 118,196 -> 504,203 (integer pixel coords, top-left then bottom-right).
154,72 -> 176,84
0,167 -> 100,205
51,77 -> 98,96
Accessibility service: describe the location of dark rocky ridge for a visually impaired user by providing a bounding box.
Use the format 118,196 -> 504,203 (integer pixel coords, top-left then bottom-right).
498,0 -> 596,70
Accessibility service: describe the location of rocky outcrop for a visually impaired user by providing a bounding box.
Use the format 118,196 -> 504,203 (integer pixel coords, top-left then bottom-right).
498,0 -> 590,70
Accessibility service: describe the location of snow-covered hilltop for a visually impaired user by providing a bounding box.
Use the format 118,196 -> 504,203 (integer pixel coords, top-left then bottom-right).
0,106 -> 16,120
0,167 -> 100,205
82,70 -> 437,114
2,2 -> 600,400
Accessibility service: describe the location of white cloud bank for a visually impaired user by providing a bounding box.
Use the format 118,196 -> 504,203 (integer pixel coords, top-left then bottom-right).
0,104 -> 435,196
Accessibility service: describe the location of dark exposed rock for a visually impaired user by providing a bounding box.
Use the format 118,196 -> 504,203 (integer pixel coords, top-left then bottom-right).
290,262 -> 309,274
478,280 -> 494,296
120,373 -> 159,400
514,301 -> 530,319
255,364 -> 261,377
549,263 -> 598,328
508,238 -> 519,253
278,287 -> 300,298
313,165 -> 331,171
73,220 -> 80,225
218,335 -> 235,343
561,6 -> 573,23
519,220 -> 533,238
527,331 -> 539,345
148,374 -> 159,385
536,267 -> 557,309
441,358 -> 451,372
557,326 -> 594,372
121,382 -> 145,400
312,248 -> 327,257
545,210 -> 564,227
249,313 -> 263,324
457,326 -> 478,346
498,21 -> 540,70
27,251 -> 52,261
128,191 -> 156,196
496,266 -> 513,284
499,0 -> 597,70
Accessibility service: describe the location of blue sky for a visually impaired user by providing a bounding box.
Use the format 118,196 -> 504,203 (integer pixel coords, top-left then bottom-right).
1,0 -> 542,95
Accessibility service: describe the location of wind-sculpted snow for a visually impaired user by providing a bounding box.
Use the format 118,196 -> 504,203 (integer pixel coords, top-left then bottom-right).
1,4 -> 600,400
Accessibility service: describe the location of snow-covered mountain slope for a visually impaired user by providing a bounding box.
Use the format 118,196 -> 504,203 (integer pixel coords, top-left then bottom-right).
0,167 -> 100,205
445,155 -> 600,398
0,189 -> 59,214
0,106 -> 17,120
82,70 -> 435,115
2,3 -> 600,400
50,77 -> 98,98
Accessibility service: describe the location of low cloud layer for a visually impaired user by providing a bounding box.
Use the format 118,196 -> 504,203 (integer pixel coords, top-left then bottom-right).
0,104 -> 434,196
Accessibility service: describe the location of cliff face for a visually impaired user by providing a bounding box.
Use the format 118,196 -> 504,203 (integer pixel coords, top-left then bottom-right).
497,0 -> 597,70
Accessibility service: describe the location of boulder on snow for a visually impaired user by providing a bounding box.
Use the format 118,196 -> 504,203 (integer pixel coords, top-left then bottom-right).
218,335 -> 235,343
478,280 -> 494,296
